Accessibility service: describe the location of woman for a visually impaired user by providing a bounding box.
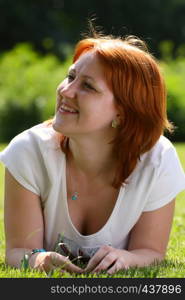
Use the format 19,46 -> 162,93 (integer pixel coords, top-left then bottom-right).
0,33 -> 185,275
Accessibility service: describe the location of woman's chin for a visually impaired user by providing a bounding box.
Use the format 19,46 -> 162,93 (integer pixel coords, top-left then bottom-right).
52,121 -> 73,137
52,120 -> 63,133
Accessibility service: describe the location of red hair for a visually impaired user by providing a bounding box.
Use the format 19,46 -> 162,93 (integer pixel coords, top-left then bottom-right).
48,35 -> 173,189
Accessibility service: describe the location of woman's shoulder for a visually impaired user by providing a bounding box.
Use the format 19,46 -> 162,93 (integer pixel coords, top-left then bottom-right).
9,122 -> 61,151
140,135 -> 177,168
0,122 -> 63,166
150,135 -> 175,156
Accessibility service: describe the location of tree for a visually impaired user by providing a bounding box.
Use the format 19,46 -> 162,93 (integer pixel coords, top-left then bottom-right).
1,0 -> 185,59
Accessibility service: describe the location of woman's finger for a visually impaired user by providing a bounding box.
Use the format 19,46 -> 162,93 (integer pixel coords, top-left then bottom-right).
107,260 -> 121,275
35,252 -> 83,274
85,245 -> 112,272
51,252 -> 83,273
92,252 -> 117,273
107,258 -> 129,275
60,257 -> 84,273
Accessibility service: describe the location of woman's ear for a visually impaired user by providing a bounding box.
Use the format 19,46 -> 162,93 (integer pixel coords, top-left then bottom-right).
116,114 -> 121,126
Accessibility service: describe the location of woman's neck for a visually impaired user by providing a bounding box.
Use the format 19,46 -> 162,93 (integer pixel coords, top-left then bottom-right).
67,135 -> 117,181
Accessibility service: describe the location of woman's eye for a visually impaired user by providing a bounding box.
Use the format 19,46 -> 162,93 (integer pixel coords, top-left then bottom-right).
66,75 -> 95,91
84,82 -> 95,90
67,74 -> 75,81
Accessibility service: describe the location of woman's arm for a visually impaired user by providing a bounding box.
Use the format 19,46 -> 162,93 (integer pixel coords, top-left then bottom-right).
4,168 -> 44,267
84,199 -> 175,274
4,169 -> 83,273
127,198 -> 175,265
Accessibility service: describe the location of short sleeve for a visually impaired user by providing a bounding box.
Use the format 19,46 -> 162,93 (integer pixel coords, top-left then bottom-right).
0,130 -> 42,195
143,146 -> 185,211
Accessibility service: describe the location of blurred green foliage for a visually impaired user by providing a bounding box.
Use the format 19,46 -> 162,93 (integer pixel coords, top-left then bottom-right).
0,43 -> 184,142
160,42 -> 185,141
0,44 -> 71,141
1,0 -> 185,60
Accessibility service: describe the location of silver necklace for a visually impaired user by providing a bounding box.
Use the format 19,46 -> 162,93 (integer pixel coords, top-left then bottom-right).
65,140 -> 79,201
68,163 -> 79,201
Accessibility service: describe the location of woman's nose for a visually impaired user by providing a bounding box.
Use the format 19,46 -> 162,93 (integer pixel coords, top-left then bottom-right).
58,81 -> 77,99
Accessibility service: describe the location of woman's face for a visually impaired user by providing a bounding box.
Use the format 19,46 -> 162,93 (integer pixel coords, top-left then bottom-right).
52,51 -> 119,138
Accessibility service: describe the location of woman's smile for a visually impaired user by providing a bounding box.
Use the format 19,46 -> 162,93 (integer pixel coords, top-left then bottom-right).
59,103 -> 79,114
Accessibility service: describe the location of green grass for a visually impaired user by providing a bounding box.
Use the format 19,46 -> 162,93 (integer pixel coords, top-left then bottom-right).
0,143 -> 185,278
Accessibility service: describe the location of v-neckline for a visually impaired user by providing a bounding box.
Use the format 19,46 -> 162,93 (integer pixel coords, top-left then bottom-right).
62,153 -> 125,239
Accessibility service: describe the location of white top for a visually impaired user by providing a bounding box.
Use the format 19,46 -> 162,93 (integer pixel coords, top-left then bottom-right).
0,123 -> 185,260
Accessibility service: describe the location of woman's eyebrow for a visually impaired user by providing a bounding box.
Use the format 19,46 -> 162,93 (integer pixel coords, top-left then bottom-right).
68,67 -> 96,82
82,75 -> 96,82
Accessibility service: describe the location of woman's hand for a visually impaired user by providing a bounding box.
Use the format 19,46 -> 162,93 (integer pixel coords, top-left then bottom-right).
84,245 -> 132,275
29,251 -> 83,274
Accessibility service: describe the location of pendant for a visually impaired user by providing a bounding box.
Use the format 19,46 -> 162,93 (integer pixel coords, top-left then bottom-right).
71,192 -> 78,200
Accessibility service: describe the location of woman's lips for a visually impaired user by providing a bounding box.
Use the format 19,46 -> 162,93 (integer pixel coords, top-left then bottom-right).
59,108 -> 78,114
59,105 -> 79,114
